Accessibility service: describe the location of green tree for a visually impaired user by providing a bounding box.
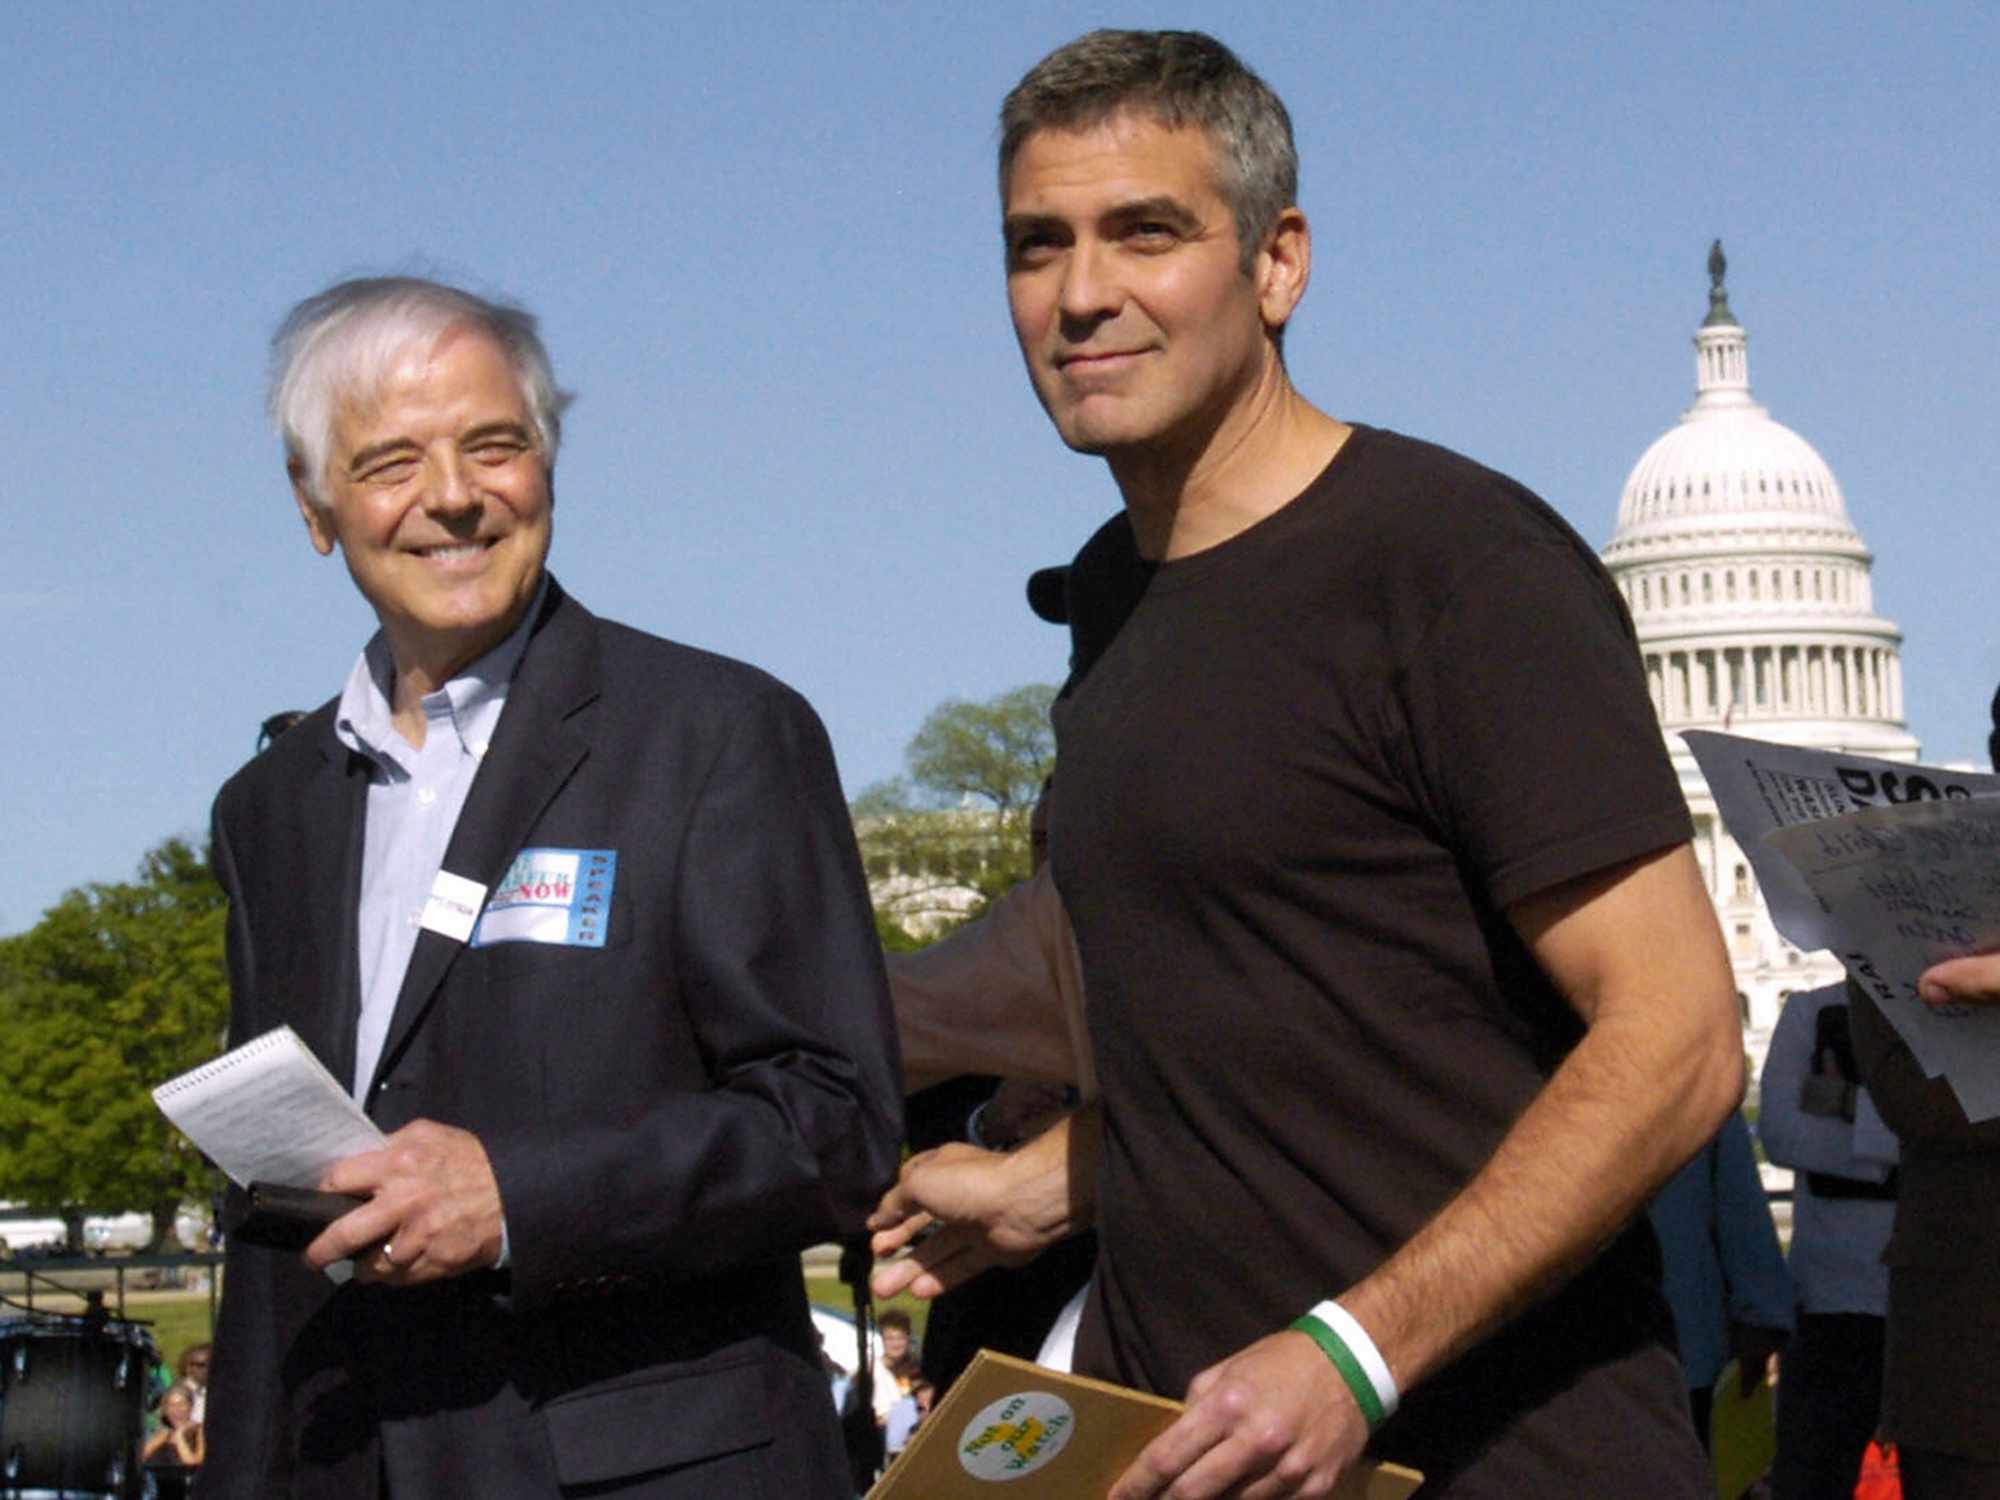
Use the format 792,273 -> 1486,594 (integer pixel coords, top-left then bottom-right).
854,684 -> 1057,941
0,838 -> 229,1250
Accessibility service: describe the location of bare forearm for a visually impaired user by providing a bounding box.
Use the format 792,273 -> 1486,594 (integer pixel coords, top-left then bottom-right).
1346,996 -> 1740,1391
919,1098 -> 1099,1246
1344,845 -> 1742,1393
1016,1098 -> 1099,1241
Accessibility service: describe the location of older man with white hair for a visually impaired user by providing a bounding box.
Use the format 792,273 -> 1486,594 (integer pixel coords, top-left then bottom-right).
202,275 -> 901,1500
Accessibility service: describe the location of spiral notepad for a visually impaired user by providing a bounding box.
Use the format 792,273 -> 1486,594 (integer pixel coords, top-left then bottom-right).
153,1025 -> 385,1190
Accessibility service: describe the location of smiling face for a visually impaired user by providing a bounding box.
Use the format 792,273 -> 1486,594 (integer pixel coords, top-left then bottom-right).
295,323 -> 551,687
1003,111 -> 1288,466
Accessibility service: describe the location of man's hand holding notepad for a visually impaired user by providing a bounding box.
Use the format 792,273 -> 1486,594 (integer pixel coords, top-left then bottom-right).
153,1025 -> 385,1275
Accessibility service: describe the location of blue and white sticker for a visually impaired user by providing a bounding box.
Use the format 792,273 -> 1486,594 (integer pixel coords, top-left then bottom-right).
471,847 -> 615,948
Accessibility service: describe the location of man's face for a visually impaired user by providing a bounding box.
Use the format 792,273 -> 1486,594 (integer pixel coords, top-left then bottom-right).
881,1325 -> 910,1362
1003,112 -> 1273,461
296,324 -> 551,679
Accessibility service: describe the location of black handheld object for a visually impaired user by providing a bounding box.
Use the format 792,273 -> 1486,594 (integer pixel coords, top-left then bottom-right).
231,1182 -> 369,1251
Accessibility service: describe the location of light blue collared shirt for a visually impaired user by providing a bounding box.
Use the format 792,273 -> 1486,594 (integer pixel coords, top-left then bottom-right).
333,583 -> 545,1102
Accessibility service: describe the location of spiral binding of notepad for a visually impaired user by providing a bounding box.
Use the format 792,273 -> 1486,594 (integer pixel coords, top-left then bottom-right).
152,1026 -> 299,1100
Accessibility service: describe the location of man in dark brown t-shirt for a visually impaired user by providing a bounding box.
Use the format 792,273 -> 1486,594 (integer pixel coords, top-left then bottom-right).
872,29 -> 1743,1499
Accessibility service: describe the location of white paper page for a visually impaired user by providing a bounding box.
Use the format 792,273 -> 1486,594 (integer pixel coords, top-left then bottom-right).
1683,731 -> 2000,951
1767,798 -> 2000,1119
152,1025 -> 386,1189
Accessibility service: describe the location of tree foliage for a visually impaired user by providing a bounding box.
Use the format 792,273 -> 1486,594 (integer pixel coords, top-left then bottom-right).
0,838 -> 229,1248
904,684 -> 1056,820
854,685 -> 1057,941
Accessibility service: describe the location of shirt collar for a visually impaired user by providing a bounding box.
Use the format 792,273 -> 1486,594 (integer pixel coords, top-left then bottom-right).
334,577 -> 548,773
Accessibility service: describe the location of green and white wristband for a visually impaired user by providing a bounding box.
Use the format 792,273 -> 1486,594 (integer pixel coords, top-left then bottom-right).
1290,1300 -> 1398,1432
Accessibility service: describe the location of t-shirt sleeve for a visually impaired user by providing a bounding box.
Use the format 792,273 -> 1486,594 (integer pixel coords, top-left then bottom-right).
1399,534 -> 1691,911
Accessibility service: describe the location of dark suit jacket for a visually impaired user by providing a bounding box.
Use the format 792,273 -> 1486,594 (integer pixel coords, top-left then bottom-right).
202,581 -> 902,1498
1851,978 -> 2000,1461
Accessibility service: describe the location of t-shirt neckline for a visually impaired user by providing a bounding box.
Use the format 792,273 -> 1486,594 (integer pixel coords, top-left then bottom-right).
1142,422 -> 1375,592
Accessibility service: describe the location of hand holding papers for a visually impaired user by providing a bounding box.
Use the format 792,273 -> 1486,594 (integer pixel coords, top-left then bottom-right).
1767,798 -> 2000,1119
153,1025 -> 384,1187
153,1026 -> 386,1273
1683,731 -> 2000,952
1685,732 -> 2000,1118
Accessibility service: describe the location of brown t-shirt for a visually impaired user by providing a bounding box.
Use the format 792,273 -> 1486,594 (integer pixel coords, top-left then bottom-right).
1051,425 -> 1707,1495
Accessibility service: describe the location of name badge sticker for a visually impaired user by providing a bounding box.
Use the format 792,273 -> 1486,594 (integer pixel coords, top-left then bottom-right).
472,848 -> 616,948
420,871 -> 488,944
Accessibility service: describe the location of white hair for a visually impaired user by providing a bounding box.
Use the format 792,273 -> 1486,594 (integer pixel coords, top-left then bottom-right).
269,276 -> 572,505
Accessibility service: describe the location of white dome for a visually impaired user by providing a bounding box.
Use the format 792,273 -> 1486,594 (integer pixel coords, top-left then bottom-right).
1598,243 -> 1918,1090
1614,408 -> 1855,542
1598,243 -> 1913,751
1605,261 -> 1863,560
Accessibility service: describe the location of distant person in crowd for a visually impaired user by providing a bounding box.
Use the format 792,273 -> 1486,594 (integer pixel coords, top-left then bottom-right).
1847,679 -> 2000,1499
175,1342 -> 213,1423
1758,983 -> 1898,1500
1646,1111 -> 1793,1444
871,28 -> 1742,1498
142,1383 -> 206,1468
201,275 -> 900,1499
882,1359 -> 926,1461
869,1309 -> 917,1427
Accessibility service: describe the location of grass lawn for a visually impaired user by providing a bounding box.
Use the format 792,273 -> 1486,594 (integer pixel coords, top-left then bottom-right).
136,1295 -> 218,1372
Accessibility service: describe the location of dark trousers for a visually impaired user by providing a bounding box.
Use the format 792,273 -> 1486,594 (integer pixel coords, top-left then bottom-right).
1772,1311 -> 1884,1500
1903,1447 -> 2000,1500
1687,1385 -> 1714,1453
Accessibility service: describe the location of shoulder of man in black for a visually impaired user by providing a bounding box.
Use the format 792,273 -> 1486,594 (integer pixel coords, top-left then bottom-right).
1336,425 -> 1620,598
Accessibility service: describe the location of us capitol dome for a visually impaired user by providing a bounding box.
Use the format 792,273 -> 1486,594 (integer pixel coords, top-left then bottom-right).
1600,242 -> 1919,1057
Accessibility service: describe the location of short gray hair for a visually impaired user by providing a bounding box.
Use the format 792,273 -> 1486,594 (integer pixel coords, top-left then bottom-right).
999,30 -> 1298,270
270,276 -> 571,505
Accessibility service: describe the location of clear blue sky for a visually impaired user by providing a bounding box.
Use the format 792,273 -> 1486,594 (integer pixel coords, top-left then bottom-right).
4,1 -> 1995,933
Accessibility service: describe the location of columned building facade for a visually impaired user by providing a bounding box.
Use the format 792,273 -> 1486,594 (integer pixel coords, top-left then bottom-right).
1600,246 -> 1919,1066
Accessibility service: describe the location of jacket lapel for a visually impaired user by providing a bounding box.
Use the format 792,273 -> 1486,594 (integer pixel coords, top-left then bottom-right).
365,582 -> 600,1095
292,723 -> 371,1089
